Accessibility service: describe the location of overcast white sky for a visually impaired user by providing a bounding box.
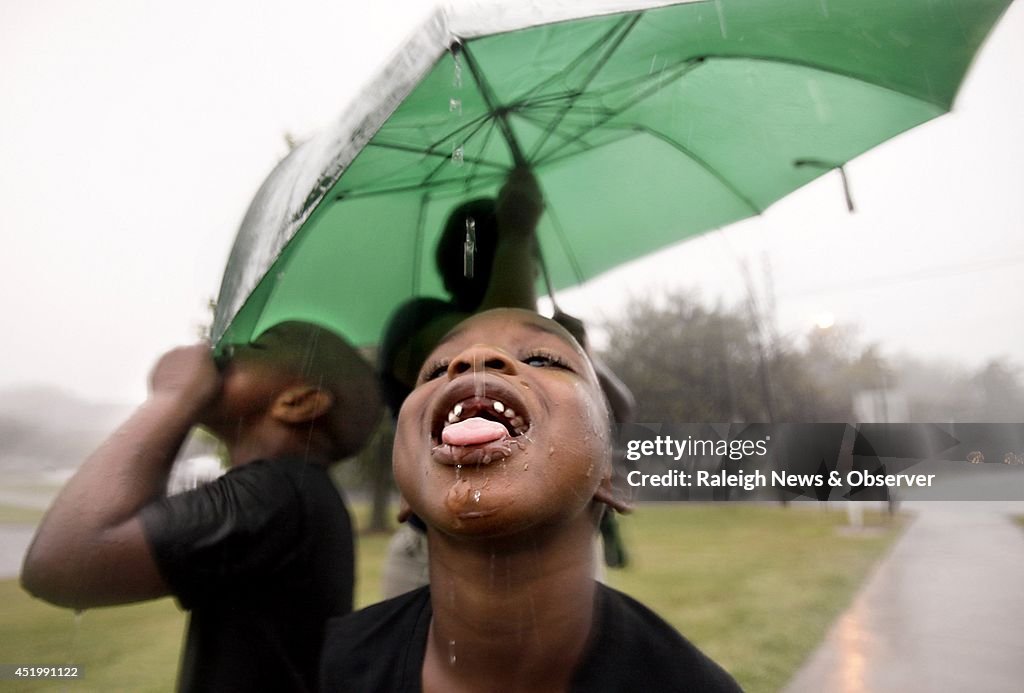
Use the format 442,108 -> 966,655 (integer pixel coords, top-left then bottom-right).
2,0 -> 1022,406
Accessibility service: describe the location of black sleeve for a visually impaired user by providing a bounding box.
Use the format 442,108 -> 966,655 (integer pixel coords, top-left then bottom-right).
140,459 -> 303,609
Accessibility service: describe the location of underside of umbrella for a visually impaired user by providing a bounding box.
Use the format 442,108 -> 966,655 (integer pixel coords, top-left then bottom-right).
212,0 -> 1012,347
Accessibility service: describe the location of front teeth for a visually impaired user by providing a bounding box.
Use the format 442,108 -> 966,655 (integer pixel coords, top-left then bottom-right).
446,398 -> 527,435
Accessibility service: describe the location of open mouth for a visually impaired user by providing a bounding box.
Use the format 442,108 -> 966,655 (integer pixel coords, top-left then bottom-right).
431,383 -> 532,465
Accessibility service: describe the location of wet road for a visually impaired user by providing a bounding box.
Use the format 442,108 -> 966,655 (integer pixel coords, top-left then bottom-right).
784,501 -> 1024,693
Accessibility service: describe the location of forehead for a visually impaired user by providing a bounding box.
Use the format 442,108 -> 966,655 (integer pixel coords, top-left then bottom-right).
437,310 -> 583,354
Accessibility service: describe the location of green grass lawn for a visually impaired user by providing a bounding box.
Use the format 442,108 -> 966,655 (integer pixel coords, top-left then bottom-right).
606,504 -> 902,692
0,505 -> 44,524
1,503 -> 902,692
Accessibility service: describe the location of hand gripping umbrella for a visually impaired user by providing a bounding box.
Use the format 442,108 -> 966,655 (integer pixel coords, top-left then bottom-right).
211,0 -> 1013,348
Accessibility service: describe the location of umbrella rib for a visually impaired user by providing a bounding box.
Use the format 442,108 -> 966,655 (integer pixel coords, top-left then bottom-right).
542,202 -> 586,286
411,192 -> 430,295
467,118 -> 500,188
367,139 -> 507,171
421,109 -> 512,186
334,172 -> 507,202
536,46 -> 945,168
536,59 -> 704,164
514,110 -> 602,151
529,14 -> 642,162
607,124 -> 762,215
694,53 -> 948,110
459,43 -> 528,167
518,15 -> 639,104
371,109 -> 493,157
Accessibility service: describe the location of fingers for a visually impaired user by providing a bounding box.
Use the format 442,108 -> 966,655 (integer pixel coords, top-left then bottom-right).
148,342 -> 222,408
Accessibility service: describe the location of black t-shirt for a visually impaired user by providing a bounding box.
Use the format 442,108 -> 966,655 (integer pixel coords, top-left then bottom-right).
320,583 -> 742,692
141,458 -> 354,693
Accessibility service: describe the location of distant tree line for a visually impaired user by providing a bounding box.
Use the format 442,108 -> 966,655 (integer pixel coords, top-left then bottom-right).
597,291 -> 1024,424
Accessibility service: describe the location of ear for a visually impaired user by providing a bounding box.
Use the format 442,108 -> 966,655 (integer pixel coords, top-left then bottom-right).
271,384 -> 335,424
593,477 -> 633,515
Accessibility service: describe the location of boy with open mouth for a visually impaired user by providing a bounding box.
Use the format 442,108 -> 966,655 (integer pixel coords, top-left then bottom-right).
321,308 -> 741,692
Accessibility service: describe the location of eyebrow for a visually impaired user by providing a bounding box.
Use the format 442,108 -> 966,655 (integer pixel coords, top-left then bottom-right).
443,319 -> 574,346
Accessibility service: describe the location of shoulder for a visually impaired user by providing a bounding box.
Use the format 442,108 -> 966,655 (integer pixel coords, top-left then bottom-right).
321,587 -> 430,691
139,459 -> 329,604
573,584 -> 742,692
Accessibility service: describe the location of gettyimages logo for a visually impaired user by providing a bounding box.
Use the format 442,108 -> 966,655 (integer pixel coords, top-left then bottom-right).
615,423 -> 1024,502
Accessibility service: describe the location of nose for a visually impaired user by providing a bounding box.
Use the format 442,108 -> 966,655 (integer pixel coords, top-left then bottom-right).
447,344 -> 518,378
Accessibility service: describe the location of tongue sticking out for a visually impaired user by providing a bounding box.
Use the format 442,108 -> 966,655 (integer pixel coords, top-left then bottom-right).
442,418 -> 509,446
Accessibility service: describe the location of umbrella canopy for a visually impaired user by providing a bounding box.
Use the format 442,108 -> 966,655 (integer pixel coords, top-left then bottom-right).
212,0 -> 1012,348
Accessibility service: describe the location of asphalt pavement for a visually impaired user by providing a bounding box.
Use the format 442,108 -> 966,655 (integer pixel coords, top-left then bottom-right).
784,501 -> 1024,693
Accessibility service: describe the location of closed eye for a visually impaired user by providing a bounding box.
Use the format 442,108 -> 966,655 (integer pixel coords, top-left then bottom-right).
421,359 -> 450,382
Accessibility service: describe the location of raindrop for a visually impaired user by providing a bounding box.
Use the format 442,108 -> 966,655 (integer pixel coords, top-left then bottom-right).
714,0 -> 728,38
451,145 -> 465,166
69,609 -> 84,665
463,217 -> 476,278
473,489 -> 482,503
449,639 -> 458,666
456,464 -> 462,480
452,50 -> 463,89
449,97 -> 462,115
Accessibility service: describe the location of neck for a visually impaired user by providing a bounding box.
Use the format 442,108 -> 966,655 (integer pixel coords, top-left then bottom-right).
422,517 -> 598,693
223,422 -> 330,467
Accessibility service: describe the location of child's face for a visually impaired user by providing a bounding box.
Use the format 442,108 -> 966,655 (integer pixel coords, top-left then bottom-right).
201,345 -> 294,434
393,309 -> 611,538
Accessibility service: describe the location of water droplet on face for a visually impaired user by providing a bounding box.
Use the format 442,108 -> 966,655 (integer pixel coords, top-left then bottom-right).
523,463 -> 529,471
473,489 -> 481,503
451,145 -> 465,166
449,639 -> 457,666
473,352 -> 485,399
456,464 -> 462,480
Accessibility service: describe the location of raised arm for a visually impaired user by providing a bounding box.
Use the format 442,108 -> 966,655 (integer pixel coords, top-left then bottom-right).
480,166 -> 544,310
21,344 -> 220,608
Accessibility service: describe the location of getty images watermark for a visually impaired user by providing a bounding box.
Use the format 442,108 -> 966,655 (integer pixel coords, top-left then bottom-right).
616,423 -> 1024,501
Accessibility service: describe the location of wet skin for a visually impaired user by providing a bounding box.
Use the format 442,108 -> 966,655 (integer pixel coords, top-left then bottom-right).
393,309 -> 613,539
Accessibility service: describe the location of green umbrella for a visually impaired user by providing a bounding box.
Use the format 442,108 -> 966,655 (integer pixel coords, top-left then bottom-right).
212,0 -> 1012,347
